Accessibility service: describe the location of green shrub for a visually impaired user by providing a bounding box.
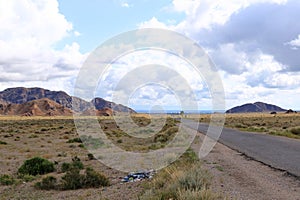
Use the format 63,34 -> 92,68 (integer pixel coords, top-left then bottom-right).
18,174 -> 36,182
61,168 -> 84,190
61,162 -> 72,173
60,167 -> 110,190
67,138 -> 82,143
87,153 -> 95,160
35,176 -> 57,190
18,157 -> 55,176
61,157 -> 84,173
117,139 -> 123,143
291,128 -> 300,135
83,167 -> 110,188
0,174 -> 15,185
0,140 -> 7,145
71,156 -> 84,170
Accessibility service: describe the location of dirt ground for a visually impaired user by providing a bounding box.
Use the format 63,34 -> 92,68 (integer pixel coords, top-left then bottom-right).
0,118 -> 147,200
1,117 -> 299,199
192,133 -> 300,200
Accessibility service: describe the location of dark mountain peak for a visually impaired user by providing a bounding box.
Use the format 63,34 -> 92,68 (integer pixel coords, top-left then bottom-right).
226,102 -> 287,113
91,97 -> 135,113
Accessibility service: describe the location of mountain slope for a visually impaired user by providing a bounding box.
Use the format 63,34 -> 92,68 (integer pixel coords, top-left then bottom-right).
0,87 -> 136,114
0,98 -> 73,116
226,102 -> 287,113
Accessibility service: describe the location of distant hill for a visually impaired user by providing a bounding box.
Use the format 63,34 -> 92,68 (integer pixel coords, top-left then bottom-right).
226,102 -> 287,113
0,87 -> 136,116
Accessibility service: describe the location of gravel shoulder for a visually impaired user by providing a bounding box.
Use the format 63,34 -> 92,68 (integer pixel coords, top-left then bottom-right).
192,133 -> 300,200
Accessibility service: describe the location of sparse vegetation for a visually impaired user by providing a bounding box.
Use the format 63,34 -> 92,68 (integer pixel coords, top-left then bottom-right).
196,113 -> 300,139
61,156 -> 84,173
139,148 -> 218,200
0,174 -> 15,185
35,176 -> 57,190
60,168 -> 85,190
290,128 -> 300,135
36,166 -> 110,191
67,137 -> 82,143
0,116 -> 213,199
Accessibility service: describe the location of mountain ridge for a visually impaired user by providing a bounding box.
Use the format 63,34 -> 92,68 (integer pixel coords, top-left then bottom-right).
0,87 -> 136,116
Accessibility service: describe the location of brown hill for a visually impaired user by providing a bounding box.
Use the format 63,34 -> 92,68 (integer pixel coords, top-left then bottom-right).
0,98 -> 73,116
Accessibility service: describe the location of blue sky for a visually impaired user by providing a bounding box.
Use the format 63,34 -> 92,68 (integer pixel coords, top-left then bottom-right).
0,0 -> 300,110
56,0 -> 184,53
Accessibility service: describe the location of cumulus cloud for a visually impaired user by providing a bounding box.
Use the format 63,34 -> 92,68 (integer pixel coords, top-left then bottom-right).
286,34 -> 300,48
121,2 -> 130,8
197,1 -> 300,72
138,17 -> 173,29
138,0 -> 300,109
0,0 -> 87,93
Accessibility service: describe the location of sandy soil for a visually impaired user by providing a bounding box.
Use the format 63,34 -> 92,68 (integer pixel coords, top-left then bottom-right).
192,134 -> 300,200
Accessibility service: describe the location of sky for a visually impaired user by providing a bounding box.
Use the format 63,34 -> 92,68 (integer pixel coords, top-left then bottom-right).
0,0 -> 300,111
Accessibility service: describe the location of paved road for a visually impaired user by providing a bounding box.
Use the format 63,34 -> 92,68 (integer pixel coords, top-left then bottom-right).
181,119 -> 300,177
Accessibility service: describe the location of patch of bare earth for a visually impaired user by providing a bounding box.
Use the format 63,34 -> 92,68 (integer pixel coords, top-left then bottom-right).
192,134 -> 300,200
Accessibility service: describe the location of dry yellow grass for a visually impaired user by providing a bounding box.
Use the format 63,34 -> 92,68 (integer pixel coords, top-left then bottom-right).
0,116 -> 181,199
186,112 -> 300,139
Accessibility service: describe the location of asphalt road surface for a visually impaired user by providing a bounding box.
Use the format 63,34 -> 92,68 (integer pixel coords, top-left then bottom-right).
181,119 -> 300,177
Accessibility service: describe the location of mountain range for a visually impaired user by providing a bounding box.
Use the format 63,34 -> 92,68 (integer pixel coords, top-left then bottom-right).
0,87 -> 135,116
226,102 -> 287,113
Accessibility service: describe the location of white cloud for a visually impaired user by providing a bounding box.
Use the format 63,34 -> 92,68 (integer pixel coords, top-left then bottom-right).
0,0 -> 87,94
286,34 -> 300,48
171,0 -> 288,31
74,31 -> 81,37
137,0 -> 300,109
121,2 -> 131,8
138,17 -> 173,29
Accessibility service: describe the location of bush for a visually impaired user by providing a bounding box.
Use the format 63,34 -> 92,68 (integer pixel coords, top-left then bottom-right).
61,157 -> 84,173
60,168 -> 84,190
291,128 -> 300,135
59,167 -> 110,190
0,174 -> 15,185
18,157 -> 55,176
178,165 -> 211,191
67,138 -> 82,143
61,162 -> 72,173
84,167 -> 110,187
18,174 -> 36,182
0,140 -> 7,145
87,153 -> 95,160
35,176 -> 57,190
71,156 -> 84,170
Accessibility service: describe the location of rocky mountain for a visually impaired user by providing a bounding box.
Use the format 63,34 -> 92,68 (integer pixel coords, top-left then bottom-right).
0,98 -> 73,116
226,102 -> 287,113
92,98 -> 135,113
0,87 -> 136,116
81,107 -> 114,116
